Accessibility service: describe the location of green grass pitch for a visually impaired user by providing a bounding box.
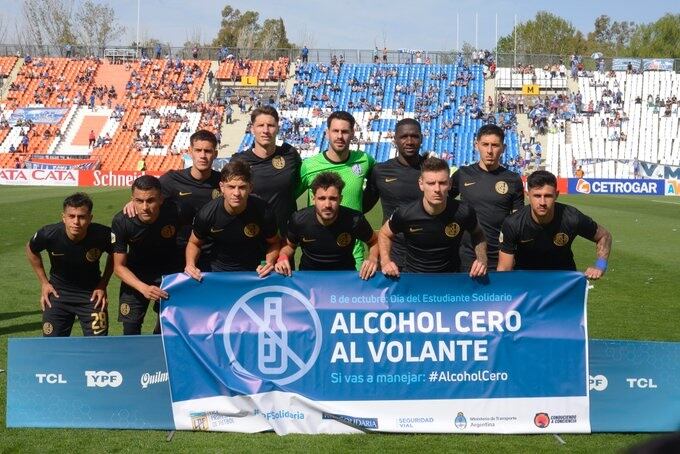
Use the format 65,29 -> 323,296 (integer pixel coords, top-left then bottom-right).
1,186 -> 678,452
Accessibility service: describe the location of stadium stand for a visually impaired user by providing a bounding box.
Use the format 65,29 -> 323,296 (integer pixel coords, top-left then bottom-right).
545,70 -> 680,178
237,62 -> 521,170
216,57 -> 289,81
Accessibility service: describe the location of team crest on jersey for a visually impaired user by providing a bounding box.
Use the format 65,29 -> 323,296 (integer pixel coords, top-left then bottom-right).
351,163 -> 362,175
85,248 -> 102,262
42,322 -> 53,335
272,155 -> 286,170
212,189 -> 221,199
244,223 -> 260,238
161,225 -> 176,239
553,233 -> 569,246
445,222 -> 461,238
495,181 -> 509,195
336,232 -> 352,247
120,303 -> 131,316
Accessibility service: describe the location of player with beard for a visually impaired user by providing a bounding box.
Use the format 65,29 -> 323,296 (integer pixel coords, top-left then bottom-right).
275,172 -> 378,279
297,111 -> 375,268
497,170 -> 612,278
450,124 -> 524,271
363,118 -> 426,269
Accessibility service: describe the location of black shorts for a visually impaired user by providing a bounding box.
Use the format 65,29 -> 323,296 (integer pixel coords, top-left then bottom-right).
118,283 -> 159,324
43,289 -> 108,337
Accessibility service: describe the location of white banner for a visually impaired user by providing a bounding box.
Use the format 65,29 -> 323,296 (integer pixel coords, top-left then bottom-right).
0,168 -> 78,186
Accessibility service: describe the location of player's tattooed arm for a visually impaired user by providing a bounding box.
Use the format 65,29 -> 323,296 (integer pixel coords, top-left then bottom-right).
585,224 -> 612,280
469,223 -> 488,277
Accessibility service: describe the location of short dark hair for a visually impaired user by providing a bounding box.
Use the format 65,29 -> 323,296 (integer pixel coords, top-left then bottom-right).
63,192 -> 93,213
395,118 -> 421,134
476,124 -> 505,143
421,156 -> 449,174
250,105 -> 279,124
327,110 -> 356,129
132,175 -> 162,193
527,170 -> 557,190
310,171 -> 345,195
221,158 -> 252,183
190,129 -> 217,149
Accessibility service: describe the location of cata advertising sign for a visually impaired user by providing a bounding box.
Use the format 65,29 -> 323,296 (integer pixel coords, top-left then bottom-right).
161,271 -> 590,434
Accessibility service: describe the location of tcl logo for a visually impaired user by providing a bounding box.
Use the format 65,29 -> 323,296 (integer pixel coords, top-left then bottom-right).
84,370 -> 123,388
588,374 -> 608,391
35,373 -> 67,384
626,378 -> 658,389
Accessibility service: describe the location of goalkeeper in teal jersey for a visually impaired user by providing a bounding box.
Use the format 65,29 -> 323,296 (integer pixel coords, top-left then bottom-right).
297,111 -> 375,267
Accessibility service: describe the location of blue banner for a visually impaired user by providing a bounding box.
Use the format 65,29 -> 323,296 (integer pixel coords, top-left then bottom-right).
611,59 -> 641,71
160,271 -> 590,433
6,336 -> 679,432
8,108 -> 68,125
6,336 -> 173,429
642,59 -> 674,71
569,178 -> 665,196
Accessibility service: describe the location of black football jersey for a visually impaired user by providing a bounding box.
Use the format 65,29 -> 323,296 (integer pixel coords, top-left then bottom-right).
192,196 -> 278,271
389,199 -> 478,273
287,206 -> 374,270
29,222 -> 112,293
450,164 -> 524,269
499,203 -> 598,271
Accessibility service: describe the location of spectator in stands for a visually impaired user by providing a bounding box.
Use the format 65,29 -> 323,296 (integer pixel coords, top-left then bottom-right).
9,144 -> 16,153
14,157 -> 21,168
20,135 -> 29,153
575,166 -> 585,178
88,130 -> 96,149
633,158 -> 640,178
301,46 -> 309,63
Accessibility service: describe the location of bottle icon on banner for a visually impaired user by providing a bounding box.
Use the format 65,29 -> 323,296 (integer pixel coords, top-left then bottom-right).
258,297 -> 288,374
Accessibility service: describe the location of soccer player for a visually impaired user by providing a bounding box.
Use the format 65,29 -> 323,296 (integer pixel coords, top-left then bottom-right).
450,124 -> 524,271
297,111 -> 375,267
379,157 -> 488,277
275,172 -> 378,280
232,106 -> 301,236
184,159 -> 280,279
112,175 -> 190,335
363,118 -> 426,269
124,129 -> 221,267
497,170 -> 612,279
26,193 -> 113,337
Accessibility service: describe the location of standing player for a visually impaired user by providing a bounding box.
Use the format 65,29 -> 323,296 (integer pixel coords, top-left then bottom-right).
275,172 -> 378,279
184,159 -> 280,279
112,175 -> 190,335
297,111 -> 375,267
450,124 -> 524,271
497,170 -> 612,279
379,157 -> 488,277
363,118 -> 426,269
26,193 -> 113,337
124,129 -> 221,267
232,106 -> 301,236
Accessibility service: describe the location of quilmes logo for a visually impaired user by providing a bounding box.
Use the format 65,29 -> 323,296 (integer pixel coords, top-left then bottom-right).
454,412 -> 467,429
589,374 -> 608,391
85,370 -> 123,388
223,286 -> 322,386
575,179 -> 591,194
140,371 -> 168,389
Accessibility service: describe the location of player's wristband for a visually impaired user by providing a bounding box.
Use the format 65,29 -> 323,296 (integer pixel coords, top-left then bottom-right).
594,258 -> 608,271
276,254 -> 289,263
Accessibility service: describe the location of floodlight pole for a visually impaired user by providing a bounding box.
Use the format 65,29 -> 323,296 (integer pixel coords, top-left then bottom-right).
136,0 -> 141,58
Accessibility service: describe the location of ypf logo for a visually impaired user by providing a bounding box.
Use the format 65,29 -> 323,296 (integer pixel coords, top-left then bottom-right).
224,286 -> 322,386
589,374 -> 608,391
576,179 -> 591,194
85,370 -> 123,388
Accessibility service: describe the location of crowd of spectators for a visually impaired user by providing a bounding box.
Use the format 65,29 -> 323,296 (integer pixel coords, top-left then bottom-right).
125,57 -> 204,102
